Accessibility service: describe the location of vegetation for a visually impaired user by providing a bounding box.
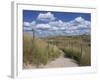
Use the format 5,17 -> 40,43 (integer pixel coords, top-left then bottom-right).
43,35 -> 91,66
79,45 -> 91,66
23,34 -> 61,68
62,47 -> 81,62
23,34 -> 91,68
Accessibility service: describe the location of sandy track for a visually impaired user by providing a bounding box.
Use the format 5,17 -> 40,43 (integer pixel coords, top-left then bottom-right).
44,55 -> 79,68
24,53 -> 79,69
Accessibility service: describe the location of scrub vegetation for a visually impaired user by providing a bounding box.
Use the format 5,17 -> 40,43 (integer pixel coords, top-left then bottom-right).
23,34 -> 91,68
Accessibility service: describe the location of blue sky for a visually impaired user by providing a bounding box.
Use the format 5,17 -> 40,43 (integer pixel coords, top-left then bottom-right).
23,10 -> 91,22
23,10 -> 91,37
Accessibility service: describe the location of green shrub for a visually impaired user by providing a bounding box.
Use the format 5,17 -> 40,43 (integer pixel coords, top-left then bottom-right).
62,48 -> 81,62
48,45 -> 61,60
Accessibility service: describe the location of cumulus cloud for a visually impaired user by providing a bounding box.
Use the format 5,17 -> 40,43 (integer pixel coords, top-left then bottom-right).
24,27 -> 32,31
49,20 -> 64,27
23,21 -> 36,27
67,17 -> 90,30
37,12 -> 55,22
24,15 -> 91,37
30,21 -> 36,26
75,16 -> 84,22
36,24 -> 51,30
23,22 -> 31,27
49,27 -> 59,31
49,20 -> 68,31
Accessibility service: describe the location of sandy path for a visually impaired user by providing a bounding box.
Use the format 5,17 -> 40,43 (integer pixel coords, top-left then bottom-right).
24,53 -> 79,69
44,54 -> 79,68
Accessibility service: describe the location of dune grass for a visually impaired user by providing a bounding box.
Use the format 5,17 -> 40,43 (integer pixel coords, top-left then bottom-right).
44,35 -> 91,66
23,34 -> 61,68
79,45 -> 91,66
61,43 -> 90,66
23,34 -> 91,68
62,47 -> 81,62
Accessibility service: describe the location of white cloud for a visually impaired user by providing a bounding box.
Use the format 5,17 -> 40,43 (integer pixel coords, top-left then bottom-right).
24,27 -> 32,31
30,21 -> 36,26
36,24 -> 51,30
49,20 -> 68,31
50,27 -> 59,30
23,21 -> 36,27
75,16 -> 84,22
49,20 -> 65,27
37,12 -> 55,22
24,16 -> 91,36
67,17 -> 91,30
23,22 -> 31,27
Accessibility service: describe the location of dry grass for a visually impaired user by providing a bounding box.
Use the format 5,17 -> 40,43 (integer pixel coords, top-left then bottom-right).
44,35 -> 91,66
23,34 -> 61,68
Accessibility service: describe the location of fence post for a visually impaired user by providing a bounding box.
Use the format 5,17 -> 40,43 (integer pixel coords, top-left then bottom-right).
79,39 -> 83,65
47,41 -> 50,59
29,29 -> 35,64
